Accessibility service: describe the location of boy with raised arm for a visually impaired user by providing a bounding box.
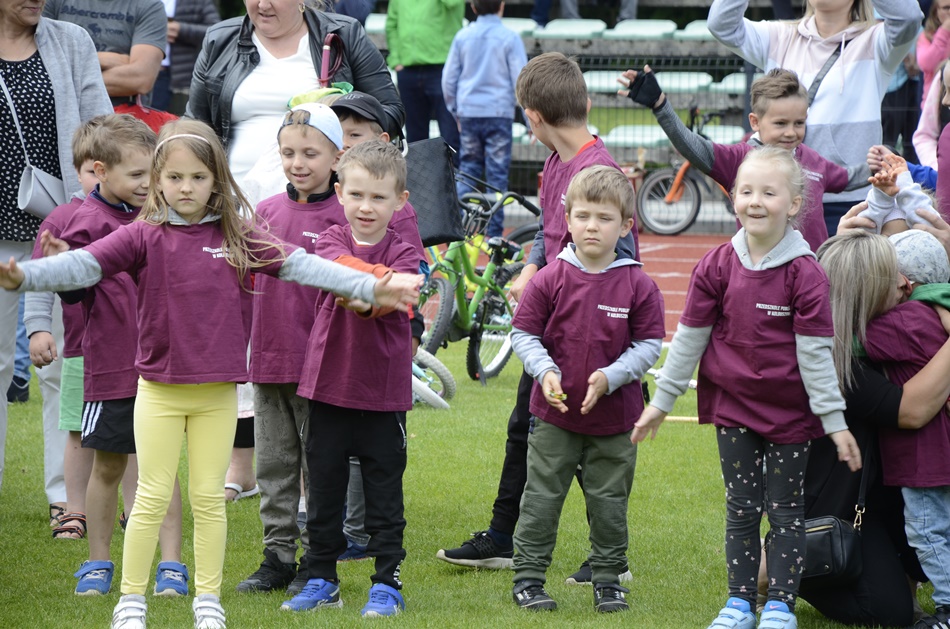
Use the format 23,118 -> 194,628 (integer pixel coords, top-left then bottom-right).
621,67 -> 869,252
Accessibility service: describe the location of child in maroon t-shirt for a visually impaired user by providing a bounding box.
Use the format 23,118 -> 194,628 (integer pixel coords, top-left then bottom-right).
635,147 -> 860,629
509,166 -> 664,612
283,141 -> 417,618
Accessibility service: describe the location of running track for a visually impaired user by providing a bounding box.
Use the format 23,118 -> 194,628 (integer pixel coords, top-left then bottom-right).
638,232 -> 731,342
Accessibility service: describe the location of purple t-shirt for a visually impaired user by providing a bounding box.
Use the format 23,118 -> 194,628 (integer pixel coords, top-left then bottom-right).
297,224 -> 417,411
513,259 -> 665,435
540,139 -> 639,264
709,142 -> 849,253
864,300 -> 950,487
83,220 -> 291,384
31,198 -> 84,358
58,196 -> 140,401
681,243 -> 834,443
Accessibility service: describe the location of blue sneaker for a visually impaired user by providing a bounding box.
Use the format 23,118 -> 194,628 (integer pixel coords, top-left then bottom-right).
280,578 -> 343,611
75,560 -> 114,596
338,540 -> 369,562
758,601 -> 798,629
706,597 -> 756,629
154,561 -> 189,596
361,583 -> 405,618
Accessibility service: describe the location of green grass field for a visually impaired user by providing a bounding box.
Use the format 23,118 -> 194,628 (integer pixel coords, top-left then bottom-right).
0,345 -> 922,627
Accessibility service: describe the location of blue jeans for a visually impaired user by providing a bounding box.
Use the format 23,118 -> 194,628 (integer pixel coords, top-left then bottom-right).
902,486 -> 950,606
396,65 -> 460,163
14,295 -> 29,381
456,117 -> 514,238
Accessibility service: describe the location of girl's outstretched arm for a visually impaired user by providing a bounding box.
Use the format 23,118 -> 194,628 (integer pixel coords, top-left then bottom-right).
0,257 -> 25,290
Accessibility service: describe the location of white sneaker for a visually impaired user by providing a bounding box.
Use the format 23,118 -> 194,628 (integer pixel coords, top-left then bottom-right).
111,594 -> 147,629
193,594 -> 226,629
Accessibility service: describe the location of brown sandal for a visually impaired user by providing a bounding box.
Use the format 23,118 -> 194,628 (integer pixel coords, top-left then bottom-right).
52,512 -> 86,539
48,504 -> 65,528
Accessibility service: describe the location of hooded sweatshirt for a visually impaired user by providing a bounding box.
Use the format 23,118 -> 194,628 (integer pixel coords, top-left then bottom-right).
708,0 -> 922,204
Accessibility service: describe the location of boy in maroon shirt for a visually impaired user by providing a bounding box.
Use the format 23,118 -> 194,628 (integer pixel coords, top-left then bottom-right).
510,166 -> 664,612
437,51 -> 639,585
282,140 -> 417,618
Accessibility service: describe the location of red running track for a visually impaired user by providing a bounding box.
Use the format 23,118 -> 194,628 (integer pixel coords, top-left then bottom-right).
638,233 -> 731,342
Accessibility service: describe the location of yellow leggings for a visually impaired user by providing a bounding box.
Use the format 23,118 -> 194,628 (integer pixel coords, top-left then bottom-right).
120,379 -> 237,596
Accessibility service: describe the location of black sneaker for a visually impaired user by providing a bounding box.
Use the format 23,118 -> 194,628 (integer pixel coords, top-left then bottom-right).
512,579 -> 557,611
6,375 -> 28,404
565,560 -> 633,585
235,549 -> 296,593
913,615 -> 950,629
593,583 -> 630,613
435,530 -> 513,569
285,556 -> 308,596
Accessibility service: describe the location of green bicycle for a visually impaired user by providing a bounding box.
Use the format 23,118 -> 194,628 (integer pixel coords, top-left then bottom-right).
420,190 -> 541,383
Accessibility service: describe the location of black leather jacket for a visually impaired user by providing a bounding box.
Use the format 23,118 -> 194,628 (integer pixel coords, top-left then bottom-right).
185,10 -> 404,144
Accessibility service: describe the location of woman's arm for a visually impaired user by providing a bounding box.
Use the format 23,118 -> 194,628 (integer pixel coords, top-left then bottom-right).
707,0 -> 772,69
874,0 -> 926,71
897,306 -> 950,428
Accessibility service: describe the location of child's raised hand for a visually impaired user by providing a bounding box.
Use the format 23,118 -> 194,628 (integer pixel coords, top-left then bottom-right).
869,164 -> 899,197
372,270 -> 422,312
829,429 -> 862,472
580,370 -> 608,415
541,370 -> 568,414
866,145 -> 892,174
617,65 -> 665,110
882,152 -> 908,176
0,257 -> 25,290
631,405 -> 667,443
40,230 -> 69,257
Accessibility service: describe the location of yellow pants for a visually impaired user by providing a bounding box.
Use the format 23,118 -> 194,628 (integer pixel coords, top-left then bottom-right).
120,378 -> 237,596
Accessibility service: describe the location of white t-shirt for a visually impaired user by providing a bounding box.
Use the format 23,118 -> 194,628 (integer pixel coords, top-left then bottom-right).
228,32 -> 320,185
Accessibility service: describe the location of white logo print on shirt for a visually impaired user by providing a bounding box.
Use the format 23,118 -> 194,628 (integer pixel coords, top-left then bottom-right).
202,246 -> 227,259
755,303 -> 791,317
598,304 -> 629,319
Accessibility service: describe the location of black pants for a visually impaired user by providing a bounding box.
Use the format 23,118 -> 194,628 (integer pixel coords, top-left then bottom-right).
303,401 -> 407,589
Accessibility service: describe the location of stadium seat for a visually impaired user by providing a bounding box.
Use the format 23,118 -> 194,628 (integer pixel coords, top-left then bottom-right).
365,13 -> 386,35
672,20 -> 715,41
603,19 -> 677,40
603,125 -> 671,149
654,71 -> 714,93
533,18 -> 607,39
709,72 -> 762,95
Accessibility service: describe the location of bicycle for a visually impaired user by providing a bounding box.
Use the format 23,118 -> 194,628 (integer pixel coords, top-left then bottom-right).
411,348 -> 456,410
419,188 -> 541,383
636,103 -> 743,235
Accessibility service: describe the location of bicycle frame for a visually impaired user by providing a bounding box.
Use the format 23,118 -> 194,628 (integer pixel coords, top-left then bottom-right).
426,238 -> 508,338
666,161 -> 731,204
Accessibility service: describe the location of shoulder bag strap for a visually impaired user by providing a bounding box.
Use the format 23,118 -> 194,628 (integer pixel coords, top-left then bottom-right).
853,433 -> 873,530
808,39 -> 849,105
0,74 -> 31,166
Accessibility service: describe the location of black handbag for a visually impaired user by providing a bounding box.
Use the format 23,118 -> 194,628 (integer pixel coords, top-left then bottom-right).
800,442 -> 870,587
404,138 -> 464,247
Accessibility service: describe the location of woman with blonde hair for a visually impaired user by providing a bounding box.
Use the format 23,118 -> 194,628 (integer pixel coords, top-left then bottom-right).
708,0 -> 922,238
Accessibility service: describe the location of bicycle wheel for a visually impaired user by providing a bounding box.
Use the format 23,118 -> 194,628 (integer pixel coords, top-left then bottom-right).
413,348 -> 457,401
411,375 -> 450,410
636,168 -> 701,235
419,276 -> 454,355
466,263 -> 523,381
506,221 -> 540,264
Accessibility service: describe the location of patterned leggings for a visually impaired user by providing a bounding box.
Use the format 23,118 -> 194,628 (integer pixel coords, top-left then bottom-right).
716,426 -> 810,610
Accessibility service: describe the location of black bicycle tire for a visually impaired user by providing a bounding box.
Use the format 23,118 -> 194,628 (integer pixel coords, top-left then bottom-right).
465,263 -> 523,381
636,168 -> 701,236
420,276 -> 454,355
507,221 -> 540,264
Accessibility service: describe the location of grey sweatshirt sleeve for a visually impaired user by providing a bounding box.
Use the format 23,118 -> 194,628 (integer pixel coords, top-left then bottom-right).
19,250 -> 103,293
278,248 -> 379,305
844,162 -> 872,191
651,323 -> 713,413
654,100 -> 716,173
708,0 -> 772,69
511,326 -> 560,382
894,170 -> 936,226
526,225 -> 546,268
795,334 -> 848,434
601,338 -> 663,394
860,184 -> 900,231
24,292 -> 55,337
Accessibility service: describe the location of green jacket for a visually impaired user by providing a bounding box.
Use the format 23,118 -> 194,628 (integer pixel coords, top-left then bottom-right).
386,0 -> 465,68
